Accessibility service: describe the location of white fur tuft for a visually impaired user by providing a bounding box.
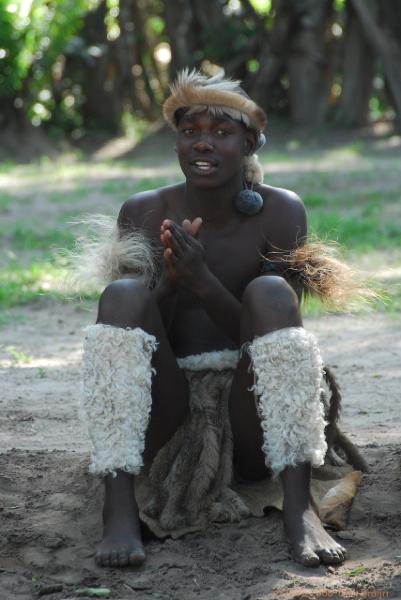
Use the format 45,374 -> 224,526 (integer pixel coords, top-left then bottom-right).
244,154 -> 264,184
248,327 -> 327,476
81,324 -> 157,476
66,215 -> 159,293
177,349 -> 239,371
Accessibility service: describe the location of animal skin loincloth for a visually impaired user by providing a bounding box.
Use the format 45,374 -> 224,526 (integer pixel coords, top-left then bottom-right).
135,350 -> 361,539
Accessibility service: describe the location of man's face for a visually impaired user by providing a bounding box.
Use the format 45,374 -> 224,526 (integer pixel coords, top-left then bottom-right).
176,111 -> 250,189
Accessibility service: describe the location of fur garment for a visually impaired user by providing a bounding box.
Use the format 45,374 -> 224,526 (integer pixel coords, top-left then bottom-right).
67,215 -> 159,293
81,324 -> 157,476
248,327 -> 327,476
144,350 -> 249,530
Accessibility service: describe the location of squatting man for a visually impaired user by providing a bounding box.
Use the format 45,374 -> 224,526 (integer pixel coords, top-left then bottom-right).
80,70 -> 348,568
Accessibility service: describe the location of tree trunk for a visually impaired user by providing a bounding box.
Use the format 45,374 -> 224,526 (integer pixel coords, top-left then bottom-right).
164,0 -> 197,76
335,1 -> 374,126
249,0 -> 294,110
78,2 -> 124,132
350,0 -> 401,124
286,0 -> 333,126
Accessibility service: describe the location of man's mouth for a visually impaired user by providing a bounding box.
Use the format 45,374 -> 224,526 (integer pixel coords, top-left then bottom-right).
190,159 -> 217,172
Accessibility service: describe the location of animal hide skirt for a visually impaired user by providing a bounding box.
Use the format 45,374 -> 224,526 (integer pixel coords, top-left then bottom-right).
138,349 -> 251,533
134,347 -> 362,539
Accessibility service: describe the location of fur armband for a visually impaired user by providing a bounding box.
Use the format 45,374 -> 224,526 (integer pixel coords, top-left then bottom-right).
263,241 -> 375,310
66,214 -> 159,293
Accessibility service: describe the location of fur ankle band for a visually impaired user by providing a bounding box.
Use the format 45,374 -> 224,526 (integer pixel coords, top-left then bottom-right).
248,327 -> 327,476
81,324 -> 157,476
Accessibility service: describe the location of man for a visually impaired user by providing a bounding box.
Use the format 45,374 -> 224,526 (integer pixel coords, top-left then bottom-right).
81,69 -> 347,568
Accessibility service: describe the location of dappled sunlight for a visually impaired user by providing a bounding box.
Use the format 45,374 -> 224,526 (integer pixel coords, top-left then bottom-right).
0,348 -> 82,370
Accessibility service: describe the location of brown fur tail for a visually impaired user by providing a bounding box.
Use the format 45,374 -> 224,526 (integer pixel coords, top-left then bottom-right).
323,366 -> 369,473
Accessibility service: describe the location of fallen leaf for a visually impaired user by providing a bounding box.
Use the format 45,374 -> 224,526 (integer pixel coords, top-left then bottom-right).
76,589 -> 111,598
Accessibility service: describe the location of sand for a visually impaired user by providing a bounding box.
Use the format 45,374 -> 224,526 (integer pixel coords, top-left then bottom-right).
0,301 -> 400,599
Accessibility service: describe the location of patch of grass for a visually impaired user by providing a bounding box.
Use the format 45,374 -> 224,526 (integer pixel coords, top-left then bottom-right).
308,210 -> 401,252
0,309 -> 24,328
0,260 -> 61,308
303,194 -> 327,208
5,346 -> 32,363
0,257 -> 99,309
101,176 -> 172,196
49,186 -> 92,204
1,224 -> 75,252
0,160 -> 16,173
0,192 -> 14,212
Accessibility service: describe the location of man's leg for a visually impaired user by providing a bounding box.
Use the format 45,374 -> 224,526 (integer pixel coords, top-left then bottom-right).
229,275 -> 346,567
83,278 -> 189,567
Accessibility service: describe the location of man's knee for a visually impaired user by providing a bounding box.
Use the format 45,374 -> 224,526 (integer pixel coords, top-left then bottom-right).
98,278 -> 152,324
242,275 -> 300,320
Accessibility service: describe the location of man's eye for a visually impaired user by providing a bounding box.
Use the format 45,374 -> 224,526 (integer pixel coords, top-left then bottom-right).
216,129 -> 230,136
182,128 -> 195,135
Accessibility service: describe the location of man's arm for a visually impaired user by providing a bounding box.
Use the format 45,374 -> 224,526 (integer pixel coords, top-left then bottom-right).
117,193 -> 179,325
260,188 -> 307,300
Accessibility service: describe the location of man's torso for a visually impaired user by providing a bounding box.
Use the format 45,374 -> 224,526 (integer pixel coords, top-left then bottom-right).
119,182 -> 305,355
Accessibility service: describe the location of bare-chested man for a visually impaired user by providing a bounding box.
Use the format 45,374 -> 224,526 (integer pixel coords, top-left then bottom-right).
81,70 -> 347,569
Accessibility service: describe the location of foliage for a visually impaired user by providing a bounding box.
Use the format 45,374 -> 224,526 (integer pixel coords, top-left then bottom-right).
1,0 -> 399,134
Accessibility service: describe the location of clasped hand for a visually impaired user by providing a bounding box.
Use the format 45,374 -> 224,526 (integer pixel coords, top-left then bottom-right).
160,217 -> 208,291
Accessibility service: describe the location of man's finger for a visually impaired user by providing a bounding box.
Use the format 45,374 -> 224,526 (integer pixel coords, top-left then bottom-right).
160,230 -> 173,249
182,219 -> 192,233
191,217 -> 203,237
164,247 -> 177,266
169,221 -> 189,250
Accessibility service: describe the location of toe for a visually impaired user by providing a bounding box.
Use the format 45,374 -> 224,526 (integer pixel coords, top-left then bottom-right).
100,552 -> 112,568
317,548 -> 343,565
110,550 -> 120,567
117,551 -> 129,567
128,548 -> 146,566
94,551 -> 103,566
298,548 -> 320,567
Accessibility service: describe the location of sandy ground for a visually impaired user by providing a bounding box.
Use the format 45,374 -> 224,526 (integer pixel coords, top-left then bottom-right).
0,301 -> 400,600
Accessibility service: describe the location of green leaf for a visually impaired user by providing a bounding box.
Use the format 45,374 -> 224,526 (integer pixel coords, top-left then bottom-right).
76,589 -> 111,598
343,567 -> 367,577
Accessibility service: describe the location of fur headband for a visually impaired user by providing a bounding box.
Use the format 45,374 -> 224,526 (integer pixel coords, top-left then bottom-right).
163,69 -> 266,184
163,68 -> 267,133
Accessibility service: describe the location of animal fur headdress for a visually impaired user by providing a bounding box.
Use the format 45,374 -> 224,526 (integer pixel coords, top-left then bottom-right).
163,68 -> 267,184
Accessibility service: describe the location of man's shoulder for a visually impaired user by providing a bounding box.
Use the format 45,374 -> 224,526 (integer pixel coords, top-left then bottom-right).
257,184 -> 307,250
119,182 -> 184,227
258,184 -> 304,213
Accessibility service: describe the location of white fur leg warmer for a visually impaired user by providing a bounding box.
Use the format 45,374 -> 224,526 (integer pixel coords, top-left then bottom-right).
248,327 -> 327,476
81,324 -> 157,476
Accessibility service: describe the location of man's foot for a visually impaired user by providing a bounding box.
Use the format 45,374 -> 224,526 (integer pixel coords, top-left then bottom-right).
95,471 -> 146,568
284,501 -> 347,567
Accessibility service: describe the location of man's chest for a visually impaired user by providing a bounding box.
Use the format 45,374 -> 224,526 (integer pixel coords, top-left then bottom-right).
197,225 -> 267,294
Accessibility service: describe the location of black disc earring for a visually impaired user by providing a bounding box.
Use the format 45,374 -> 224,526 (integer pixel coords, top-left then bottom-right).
235,179 -> 263,216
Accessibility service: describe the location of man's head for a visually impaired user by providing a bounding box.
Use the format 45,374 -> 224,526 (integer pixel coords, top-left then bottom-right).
163,69 -> 267,186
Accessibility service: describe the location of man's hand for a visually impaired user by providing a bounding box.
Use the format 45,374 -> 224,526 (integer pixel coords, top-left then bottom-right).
160,218 -> 208,292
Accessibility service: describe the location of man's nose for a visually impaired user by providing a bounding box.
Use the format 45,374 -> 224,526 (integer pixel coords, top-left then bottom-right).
193,134 -> 214,152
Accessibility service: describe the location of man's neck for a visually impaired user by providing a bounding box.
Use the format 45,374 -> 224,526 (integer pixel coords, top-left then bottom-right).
184,174 -> 243,224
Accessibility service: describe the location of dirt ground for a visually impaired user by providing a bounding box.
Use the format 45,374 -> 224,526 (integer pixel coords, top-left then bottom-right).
0,300 -> 400,600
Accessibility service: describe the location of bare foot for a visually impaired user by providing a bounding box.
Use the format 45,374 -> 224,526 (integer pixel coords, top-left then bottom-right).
281,463 -> 346,567
284,500 -> 347,567
95,471 -> 146,568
